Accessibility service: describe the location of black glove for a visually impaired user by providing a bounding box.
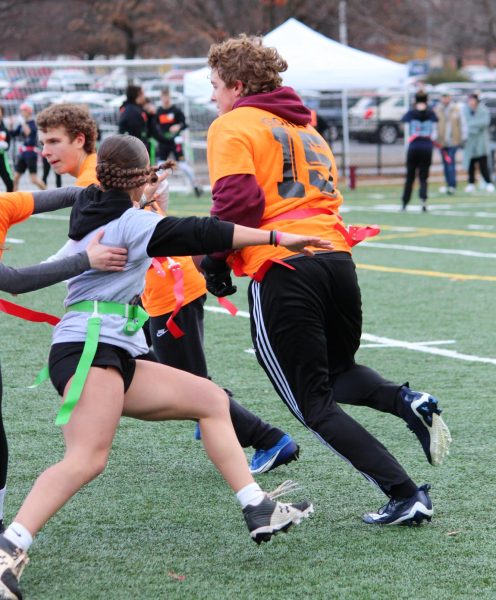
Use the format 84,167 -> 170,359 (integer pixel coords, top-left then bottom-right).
200,255 -> 237,298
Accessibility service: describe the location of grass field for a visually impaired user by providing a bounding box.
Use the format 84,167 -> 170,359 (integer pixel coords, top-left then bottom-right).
2,184 -> 496,599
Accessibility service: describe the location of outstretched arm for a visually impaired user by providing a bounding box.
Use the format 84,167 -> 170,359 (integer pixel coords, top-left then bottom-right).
0,230 -> 127,294
32,187 -> 83,214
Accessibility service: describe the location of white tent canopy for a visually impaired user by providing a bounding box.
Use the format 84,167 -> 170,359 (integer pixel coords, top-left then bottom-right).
183,18 -> 407,99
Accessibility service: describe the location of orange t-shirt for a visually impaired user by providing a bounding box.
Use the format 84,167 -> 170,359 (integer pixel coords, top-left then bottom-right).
207,106 -> 350,277
0,192 -> 35,259
75,153 -> 98,187
74,154 -> 206,316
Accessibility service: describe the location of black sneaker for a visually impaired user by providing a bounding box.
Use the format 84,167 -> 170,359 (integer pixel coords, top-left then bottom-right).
0,534 -> 29,600
243,486 -> 313,544
362,484 -> 433,525
401,387 -> 452,466
194,186 -> 203,198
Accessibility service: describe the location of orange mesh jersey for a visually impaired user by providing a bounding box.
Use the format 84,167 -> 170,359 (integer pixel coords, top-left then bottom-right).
0,192 -> 34,259
207,106 -> 351,277
75,153 -> 97,187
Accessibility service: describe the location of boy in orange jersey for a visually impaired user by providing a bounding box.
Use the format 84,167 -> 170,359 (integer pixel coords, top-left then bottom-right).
38,103 -> 300,474
36,103 -> 98,187
202,35 -> 452,525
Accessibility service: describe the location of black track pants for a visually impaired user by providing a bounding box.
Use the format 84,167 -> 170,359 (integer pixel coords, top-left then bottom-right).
248,252 -> 414,496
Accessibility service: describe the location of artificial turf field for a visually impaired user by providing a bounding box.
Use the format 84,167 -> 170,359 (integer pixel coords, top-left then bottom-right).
2,184 -> 496,599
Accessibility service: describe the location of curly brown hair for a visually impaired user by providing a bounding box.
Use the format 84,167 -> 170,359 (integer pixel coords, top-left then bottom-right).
96,134 -> 174,190
36,104 -> 97,154
208,34 -> 287,96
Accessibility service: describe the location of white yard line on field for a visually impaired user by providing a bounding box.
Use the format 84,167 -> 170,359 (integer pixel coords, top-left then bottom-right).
363,241 -> 496,259
205,305 -> 496,365
4,237 -> 24,244
31,214 -> 70,221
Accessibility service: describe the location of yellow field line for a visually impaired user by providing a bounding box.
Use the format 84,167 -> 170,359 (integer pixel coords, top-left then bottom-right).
356,263 -> 496,281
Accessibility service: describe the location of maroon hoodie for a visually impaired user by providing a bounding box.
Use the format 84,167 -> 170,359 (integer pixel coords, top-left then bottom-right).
211,87 -> 311,231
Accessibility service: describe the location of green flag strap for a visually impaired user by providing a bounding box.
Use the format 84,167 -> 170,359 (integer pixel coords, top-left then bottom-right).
67,300 -> 149,336
28,365 -> 50,389
55,315 -> 101,426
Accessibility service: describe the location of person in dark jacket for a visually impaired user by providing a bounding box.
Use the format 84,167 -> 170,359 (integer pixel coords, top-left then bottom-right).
401,92 -> 438,212
118,85 -> 149,146
0,105 -> 13,192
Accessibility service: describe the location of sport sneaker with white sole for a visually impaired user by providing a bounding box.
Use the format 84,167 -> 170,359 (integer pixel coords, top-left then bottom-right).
400,387 -> 452,466
243,481 -> 314,544
465,183 -> 475,193
0,534 -> 29,600
362,484 -> 433,525
249,434 -> 300,474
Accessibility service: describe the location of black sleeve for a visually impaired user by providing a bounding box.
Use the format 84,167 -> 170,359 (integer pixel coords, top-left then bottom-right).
32,187 -> 82,214
175,107 -> 188,131
146,216 -> 234,257
0,251 -> 90,294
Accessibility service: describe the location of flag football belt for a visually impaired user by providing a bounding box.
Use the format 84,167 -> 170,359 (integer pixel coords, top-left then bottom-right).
151,257 -> 238,338
231,207 -> 381,280
32,300 -> 149,426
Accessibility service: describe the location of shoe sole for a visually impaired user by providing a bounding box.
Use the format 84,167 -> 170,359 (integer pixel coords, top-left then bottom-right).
249,444 -> 300,475
363,501 -> 433,526
251,503 -> 314,544
411,395 -> 452,466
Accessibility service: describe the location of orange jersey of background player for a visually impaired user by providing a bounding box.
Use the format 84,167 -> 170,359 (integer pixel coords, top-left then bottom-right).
207,105 -> 350,277
0,192 -> 34,259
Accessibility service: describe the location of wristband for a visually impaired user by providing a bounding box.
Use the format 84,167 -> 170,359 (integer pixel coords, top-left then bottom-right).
269,230 -> 276,245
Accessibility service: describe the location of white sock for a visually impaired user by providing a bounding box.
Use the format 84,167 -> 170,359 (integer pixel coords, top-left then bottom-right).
4,522 -> 33,552
236,483 -> 265,508
0,487 -> 6,520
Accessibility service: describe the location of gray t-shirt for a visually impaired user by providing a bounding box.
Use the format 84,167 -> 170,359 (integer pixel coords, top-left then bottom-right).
53,207 -> 162,357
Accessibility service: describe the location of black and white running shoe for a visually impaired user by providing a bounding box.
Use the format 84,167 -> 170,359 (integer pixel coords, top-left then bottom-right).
243,481 -> 314,544
401,387 -> 452,466
0,534 -> 29,600
362,484 -> 433,526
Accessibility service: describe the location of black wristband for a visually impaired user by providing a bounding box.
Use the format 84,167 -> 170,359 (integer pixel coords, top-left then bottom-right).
269,230 -> 275,245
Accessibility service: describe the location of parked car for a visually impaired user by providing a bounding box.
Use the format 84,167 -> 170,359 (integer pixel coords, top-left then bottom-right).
46,69 -> 94,91
300,91 -> 342,142
349,93 -> 409,144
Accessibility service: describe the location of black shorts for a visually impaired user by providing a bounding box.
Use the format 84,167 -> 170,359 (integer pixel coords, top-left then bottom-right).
49,342 -> 137,396
15,152 -> 38,174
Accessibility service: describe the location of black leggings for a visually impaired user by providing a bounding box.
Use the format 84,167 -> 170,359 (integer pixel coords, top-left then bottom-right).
148,296 -> 284,450
0,152 -> 13,192
0,363 -> 7,489
468,156 -> 491,184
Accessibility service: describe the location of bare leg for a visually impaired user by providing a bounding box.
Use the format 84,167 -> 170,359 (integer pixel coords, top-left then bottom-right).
124,360 -> 254,492
13,172 -> 21,191
29,173 -> 47,190
14,367 -> 124,535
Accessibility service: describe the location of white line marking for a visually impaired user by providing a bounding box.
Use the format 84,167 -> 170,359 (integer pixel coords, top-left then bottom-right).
5,237 -> 24,244
31,214 -> 69,221
364,241 -> 496,259
205,305 -> 496,365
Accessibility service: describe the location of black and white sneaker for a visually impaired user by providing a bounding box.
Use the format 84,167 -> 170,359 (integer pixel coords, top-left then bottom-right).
0,534 -> 29,600
243,481 -> 314,544
362,484 -> 433,526
401,387 -> 452,466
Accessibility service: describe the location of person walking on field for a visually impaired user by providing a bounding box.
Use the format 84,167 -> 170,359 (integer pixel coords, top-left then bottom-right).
202,35 -> 452,527
435,92 -> 463,194
0,134 -> 321,600
462,93 -> 495,193
400,91 -> 438,212
8,103 -> 46,192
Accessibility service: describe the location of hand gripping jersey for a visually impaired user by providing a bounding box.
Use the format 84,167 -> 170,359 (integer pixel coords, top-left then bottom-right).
207,106 -> 351,277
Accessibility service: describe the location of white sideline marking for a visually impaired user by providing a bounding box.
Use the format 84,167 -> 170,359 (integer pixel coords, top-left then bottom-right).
360,339 -> 455,348
5,237 -> 24,244
205,305 -> 496,365
363,241 -> 496,259
31,214 -> 69,221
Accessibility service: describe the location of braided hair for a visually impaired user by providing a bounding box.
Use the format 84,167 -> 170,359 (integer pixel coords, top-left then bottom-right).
96,134 -> 174,190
